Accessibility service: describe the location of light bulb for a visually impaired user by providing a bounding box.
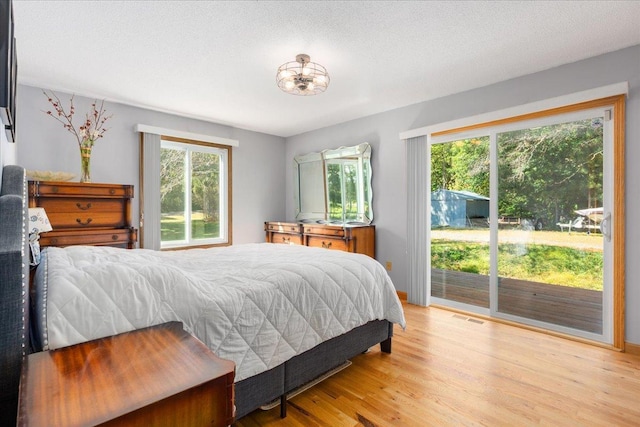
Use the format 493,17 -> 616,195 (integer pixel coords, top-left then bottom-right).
314,75 -> 326,84
285,80 -> 295,89
302,66 -> 311,76
307,82 -> 315,91
279,69 -> 291,79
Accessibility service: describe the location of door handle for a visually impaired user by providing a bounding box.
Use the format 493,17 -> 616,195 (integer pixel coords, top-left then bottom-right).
599,212 -> 611,242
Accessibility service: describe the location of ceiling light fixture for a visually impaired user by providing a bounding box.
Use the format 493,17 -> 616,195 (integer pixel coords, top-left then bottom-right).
277,54 -> 330,96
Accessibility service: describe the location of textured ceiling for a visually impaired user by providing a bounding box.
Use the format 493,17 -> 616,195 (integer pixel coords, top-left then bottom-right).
12,1 -> 640,137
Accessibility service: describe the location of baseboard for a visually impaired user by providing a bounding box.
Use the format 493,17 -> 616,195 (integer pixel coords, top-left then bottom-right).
397,291 -> 407,301
626,342 -> 640,356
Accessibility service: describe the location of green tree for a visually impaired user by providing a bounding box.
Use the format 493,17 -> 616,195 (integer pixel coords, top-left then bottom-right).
327,163 -> 341,219
191,151 -> 220,222
431,137 -> 490,197
160,148 -> 185,213
498,119 -> 603,225
160,147 -> 221,222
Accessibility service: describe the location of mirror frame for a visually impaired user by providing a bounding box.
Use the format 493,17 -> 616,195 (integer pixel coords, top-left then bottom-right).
294,142 -> 373,224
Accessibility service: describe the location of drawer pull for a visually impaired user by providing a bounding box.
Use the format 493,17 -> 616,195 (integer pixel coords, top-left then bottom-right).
111,235 -> 119,241
52,186 -> 59,193
76,202 -> 92,210
76,218 -> 93,226
282,236 -> 291,244
322,241 -> 332,249
109,189 -> 116,195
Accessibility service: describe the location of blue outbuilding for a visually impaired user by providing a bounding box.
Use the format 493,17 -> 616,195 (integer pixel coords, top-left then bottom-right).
431,189 -> 489,227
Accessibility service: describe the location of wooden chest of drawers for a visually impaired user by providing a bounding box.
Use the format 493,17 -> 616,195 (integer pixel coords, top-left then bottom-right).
265,221 -> 375,258
264,222 -> 304,245
29,181 -> 138,249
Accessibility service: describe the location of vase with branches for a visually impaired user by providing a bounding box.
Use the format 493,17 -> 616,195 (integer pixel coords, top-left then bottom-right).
43,90 -> 112,183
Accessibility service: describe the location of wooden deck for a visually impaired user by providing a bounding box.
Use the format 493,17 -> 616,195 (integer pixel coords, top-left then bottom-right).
431,268 -> 603,334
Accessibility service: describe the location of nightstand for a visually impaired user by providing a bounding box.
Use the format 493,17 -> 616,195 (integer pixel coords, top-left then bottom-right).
18,322 -> 235,426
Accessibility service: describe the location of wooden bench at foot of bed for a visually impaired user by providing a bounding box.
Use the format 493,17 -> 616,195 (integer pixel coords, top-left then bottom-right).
18,322 -> 235,427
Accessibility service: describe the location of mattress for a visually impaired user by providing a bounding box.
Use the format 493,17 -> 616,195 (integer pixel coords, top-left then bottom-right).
32,243 -> 405,381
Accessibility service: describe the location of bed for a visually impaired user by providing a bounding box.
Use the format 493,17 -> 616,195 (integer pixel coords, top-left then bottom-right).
0,165 -> 29,426
1,164 -> 406,422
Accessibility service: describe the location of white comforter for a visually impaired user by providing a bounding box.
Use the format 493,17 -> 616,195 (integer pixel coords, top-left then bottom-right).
38,243 -> 406,381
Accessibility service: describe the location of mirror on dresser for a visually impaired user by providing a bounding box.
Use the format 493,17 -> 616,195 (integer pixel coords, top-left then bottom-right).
294,142 -> 372,224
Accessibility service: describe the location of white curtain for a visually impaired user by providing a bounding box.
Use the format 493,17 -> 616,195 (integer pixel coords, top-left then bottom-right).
140,132 -> 162,250
406,136 -> 428,306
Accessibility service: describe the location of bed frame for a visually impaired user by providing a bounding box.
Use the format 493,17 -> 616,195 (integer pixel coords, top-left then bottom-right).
235,319 -> 392,419
0,164 -> 394,422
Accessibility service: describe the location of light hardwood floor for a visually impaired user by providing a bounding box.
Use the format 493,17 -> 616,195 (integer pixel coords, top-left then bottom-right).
235,302 -> 640,426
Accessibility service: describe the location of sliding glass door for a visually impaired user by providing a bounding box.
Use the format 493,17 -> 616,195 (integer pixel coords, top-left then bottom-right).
430,137 -> 490,309
494,111 -> 610,338
430,106 -> 614,343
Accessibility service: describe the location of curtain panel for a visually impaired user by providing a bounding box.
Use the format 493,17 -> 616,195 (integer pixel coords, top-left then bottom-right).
140,132 -> 162,250
406,136 -> 428,306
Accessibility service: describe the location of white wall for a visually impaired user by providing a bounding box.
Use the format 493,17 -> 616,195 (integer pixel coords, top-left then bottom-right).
285,45 -> 640,345
16,84 -> 286,244
15,45 -> 640,344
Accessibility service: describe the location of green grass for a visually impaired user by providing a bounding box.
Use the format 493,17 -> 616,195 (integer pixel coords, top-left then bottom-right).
431,239 -> 603,290
329,204 -> 360,221
161,213 -> 220,241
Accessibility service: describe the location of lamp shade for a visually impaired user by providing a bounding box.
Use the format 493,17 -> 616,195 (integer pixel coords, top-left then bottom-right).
28,207 -> 53,234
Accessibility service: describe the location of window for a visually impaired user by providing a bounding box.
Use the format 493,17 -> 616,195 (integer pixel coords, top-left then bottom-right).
138,126 -> 236,251
160,137 -> 230,248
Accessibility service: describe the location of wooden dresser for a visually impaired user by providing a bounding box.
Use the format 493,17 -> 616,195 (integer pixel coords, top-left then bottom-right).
28,181 -> 137,249
265,221 -> 375,258
18,322 -> 235,427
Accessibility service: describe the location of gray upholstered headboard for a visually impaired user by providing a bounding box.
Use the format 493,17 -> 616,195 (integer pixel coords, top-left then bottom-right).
0,165 -> 29,426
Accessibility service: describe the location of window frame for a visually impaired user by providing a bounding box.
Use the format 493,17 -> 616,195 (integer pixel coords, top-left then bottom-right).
430,105 -> 616,344
140,132 -> 233,251
401,84 -> 626,350
159,136 -> 231,249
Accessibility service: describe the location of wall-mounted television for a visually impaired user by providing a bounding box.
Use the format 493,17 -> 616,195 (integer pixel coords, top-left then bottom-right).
0,0 -> 16,142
